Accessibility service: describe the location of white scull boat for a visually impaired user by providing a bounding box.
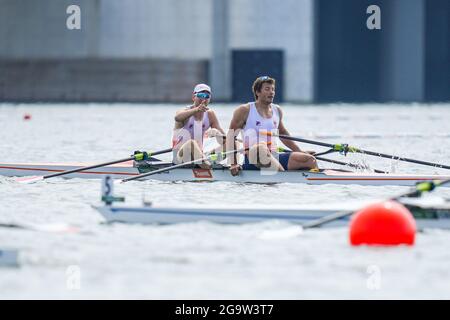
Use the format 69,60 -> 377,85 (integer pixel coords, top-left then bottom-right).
1,161 -> 450,186
93,176 -> 450,228
94,201 -> 450,229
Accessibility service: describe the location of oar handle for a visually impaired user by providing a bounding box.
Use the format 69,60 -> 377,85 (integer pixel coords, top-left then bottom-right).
261,132 -> 334,148
214,133 -> 243,143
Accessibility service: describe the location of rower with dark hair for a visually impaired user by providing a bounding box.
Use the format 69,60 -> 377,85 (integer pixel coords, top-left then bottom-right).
227,76 -> 318,176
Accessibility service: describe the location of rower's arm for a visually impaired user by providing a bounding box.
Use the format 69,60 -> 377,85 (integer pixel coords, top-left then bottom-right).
227,105 -> 248,165
277,107 -> 302,152
174,106 -> 199,124
208,111 -> 225,135
208,111 -> 226,150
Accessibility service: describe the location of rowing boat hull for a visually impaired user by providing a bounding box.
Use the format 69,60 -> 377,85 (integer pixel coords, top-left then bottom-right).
94,204 -> 450,229
1,162 -> 450,186
0,162 -> 140,179
95,205 -> 352,227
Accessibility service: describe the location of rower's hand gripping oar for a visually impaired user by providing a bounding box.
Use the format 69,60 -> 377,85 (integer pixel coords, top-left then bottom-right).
300,178 -> 450,230
121,146 -> 250,183
16,148 -> 172,184
261,131 -> 450,171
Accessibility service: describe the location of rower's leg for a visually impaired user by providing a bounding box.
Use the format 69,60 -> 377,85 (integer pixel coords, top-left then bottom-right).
191,140 -> 211,169
248,143 -> 284,171
287,152 -> 318,170
177,139 -> 211,169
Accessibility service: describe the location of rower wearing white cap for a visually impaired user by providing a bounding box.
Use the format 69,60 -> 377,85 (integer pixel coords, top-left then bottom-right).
172,84 -> 225,168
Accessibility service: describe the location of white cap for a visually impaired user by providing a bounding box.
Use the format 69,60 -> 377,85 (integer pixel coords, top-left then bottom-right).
193,83 -> 211,94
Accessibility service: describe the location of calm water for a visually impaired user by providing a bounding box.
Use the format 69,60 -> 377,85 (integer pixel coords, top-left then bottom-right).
1,103 -> 450,299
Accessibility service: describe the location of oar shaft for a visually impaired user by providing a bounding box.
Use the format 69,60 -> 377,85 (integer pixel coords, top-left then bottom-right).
276,134 -> 450,170
42,148 -> 173,179
277,146 -> 387,173
123,161 -> 196,182
147,148 -> 173,157
43,156 -> 134,179
302,210 -> 351,229
392,179 -> 450,199
303,178 -> 450,229
353,149 -> 450,170
122,146 -> 249,183
277,134 -> 333,148
315,156 -> 388,174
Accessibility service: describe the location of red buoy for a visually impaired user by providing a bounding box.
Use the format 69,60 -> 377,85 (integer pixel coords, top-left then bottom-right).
349,200 -> 416,246
23,113 -> 32,120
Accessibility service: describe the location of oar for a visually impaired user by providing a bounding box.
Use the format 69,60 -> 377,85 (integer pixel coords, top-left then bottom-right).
16,148 -> 172,184
301,179 -> 450,229
262,132 -> 450,170
122,146 -> 250,183
315,156 -> 388,174
276,147 -> 388,174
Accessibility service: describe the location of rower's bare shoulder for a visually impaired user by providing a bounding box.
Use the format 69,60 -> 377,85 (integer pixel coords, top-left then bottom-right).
273,104 -> 283,118
234,104 -> 250,117
229,104 -> 249,129
272,103 -> 282,111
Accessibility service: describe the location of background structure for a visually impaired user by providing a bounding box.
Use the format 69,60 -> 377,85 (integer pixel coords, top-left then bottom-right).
0,0 -> 448,103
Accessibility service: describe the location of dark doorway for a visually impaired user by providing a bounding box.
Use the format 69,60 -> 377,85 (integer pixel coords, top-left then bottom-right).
314,0 -> 384,103
232,50 -> 284,103
425,0 -> 450,102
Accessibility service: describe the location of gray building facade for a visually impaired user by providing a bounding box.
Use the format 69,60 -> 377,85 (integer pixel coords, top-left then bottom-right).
0,0 -> 448,103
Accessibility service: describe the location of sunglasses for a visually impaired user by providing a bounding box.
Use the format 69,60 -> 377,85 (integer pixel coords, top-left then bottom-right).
258,76 -> 270,81
195,92 -> 211,100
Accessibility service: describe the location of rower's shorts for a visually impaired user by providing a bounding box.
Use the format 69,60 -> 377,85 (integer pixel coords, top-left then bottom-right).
243,152 -> 291,170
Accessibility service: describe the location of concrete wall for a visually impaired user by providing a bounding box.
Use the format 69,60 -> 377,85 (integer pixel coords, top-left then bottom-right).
211,0 -> 314,102
0,0 -> 210,102
0,0 -> 100,58
0,0 -> 211,59
0,59 -> 207,102
0,0 -> 313,103
98,0 -> 212,59
1,0 -> 447,103
231,0 -> 314,102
